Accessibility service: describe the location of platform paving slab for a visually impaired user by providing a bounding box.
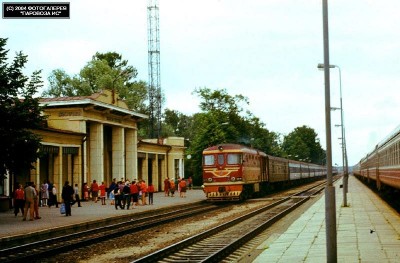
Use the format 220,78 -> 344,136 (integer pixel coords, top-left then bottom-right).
254,175 -> 400,263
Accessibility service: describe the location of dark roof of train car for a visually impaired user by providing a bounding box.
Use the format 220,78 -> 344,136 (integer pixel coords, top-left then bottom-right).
203,144 -> 325,168
203,143 -> 266,156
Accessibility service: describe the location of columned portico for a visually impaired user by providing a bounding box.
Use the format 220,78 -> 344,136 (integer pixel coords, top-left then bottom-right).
37,90 -> 147,194
2,90 -> 185,205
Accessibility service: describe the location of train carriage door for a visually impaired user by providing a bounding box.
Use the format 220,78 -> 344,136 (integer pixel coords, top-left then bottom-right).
299,163 -> 302,179
261,156 -> 267,182
375,146 -> 381,190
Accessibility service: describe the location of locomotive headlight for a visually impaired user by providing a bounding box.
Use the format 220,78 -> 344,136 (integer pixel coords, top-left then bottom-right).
207,178 -> 213,182
230,177 -> 236,181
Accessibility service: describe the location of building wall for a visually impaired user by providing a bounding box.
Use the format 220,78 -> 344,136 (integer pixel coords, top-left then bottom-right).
137,137 -> 186,192
6,91 -> 186,201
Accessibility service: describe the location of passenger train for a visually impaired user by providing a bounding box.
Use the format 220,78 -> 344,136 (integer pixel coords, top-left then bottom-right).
353,125 -> 400,191
202,144 -> 328,201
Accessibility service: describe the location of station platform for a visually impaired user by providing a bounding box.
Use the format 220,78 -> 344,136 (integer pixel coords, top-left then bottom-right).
1,177 -> 399,262
0,189 -> 206,241
254,175 -> 400,262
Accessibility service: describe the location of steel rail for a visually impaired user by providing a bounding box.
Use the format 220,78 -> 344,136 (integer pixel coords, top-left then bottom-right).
133,180 -> 334,263
0,203 -> 221,263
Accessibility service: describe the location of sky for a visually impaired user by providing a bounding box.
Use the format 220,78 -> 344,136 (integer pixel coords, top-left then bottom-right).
2,0 -> 400,166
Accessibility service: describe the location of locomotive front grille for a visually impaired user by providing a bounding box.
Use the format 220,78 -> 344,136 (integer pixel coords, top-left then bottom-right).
206,191 -> 241,201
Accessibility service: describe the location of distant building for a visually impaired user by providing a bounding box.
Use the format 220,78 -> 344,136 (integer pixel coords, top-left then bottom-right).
138,137 -> 185,190
3,90 -> 185,200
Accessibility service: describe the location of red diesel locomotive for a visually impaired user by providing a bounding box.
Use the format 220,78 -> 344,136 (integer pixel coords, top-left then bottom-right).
202,144 -> 327,201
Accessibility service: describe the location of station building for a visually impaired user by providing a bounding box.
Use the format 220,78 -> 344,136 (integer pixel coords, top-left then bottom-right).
2,90 -> 186,201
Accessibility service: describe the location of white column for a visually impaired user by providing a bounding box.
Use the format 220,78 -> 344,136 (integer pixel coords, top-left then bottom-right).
125,129 -> 137,180
90,123 -> 104,182
112,126 -> 125,180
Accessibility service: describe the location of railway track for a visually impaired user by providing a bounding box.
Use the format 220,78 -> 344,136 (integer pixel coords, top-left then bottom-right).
133,181 -> 328,263
0,202 -> 222,263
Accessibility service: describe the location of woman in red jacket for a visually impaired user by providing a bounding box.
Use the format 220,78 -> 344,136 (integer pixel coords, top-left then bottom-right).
13,184 -> 25,217
147,183 -> 155,205
163,177 -> 170,196
130,181 -> 139,208
179,179 -> 187,198
140,180 -> 148,205
91,180 -> 99,203
99,182 -> 106,205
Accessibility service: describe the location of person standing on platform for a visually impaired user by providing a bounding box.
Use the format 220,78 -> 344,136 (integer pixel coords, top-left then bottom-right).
122,182 -> 131,209
13,184 -> 25,217
169,179 -> 176,197
113,182 -> 123,210
83,182 -> 89,201
136,180 -> 142,205
179,179 -> 187,198
108,178 -> 117,199
41,180 -> 49,207
23,182 -> 36,221
62,181 -> 74,216
140,180 -> 148,205
32,183 -> 41,219
51,184 -> 59,208
177,177 -> 181,195
148,183 -> 155,205
91,180 -> 99,203
188,176 -> 193,190
130,180 -> 139,208
99,181 -> 106,205
47,181 -> 54,207
164,177 -> 170,196
109,188 -> 115,205
72,183 -> 82,207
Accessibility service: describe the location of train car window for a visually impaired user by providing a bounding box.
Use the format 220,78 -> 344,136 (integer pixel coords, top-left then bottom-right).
204,155 -> 215,166
218,154 -> 224,165
227,154 -> 241,165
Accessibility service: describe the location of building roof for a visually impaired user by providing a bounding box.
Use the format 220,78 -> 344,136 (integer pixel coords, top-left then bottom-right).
39,90 -> 148,120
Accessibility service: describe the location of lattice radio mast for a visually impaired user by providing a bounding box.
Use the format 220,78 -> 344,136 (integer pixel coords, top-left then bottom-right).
147,0 -> 162,139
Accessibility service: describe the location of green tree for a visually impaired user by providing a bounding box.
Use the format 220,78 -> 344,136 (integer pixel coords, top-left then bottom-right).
0,38 -> 46,182
43,69 -> 76,97
282,125 -> 325,163
245,115 -> 283,157
186,88 -> 283,184
42,52 -> 148,112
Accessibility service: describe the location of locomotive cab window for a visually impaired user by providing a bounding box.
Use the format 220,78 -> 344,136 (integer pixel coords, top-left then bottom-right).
227,153 -> 242,165
204,155 -> 215,166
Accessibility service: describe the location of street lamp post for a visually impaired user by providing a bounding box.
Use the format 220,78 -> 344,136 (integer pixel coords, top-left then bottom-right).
319,63 -> 348,207
321,0 -> 337,261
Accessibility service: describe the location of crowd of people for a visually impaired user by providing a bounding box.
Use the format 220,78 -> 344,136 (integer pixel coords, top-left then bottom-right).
13,181 -> 42,221
163,176 -> 192,198
12,176 -> 194,220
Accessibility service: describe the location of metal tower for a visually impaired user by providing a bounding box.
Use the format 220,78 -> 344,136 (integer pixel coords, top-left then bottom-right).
147,0 -> 162,139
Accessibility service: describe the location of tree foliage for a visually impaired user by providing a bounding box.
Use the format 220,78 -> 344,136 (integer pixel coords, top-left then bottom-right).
159,88 -> 327,185
170,87 -> 282,185
282,125 -> 325,164
42,52 -> 148,112
0,38 -> 46,180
